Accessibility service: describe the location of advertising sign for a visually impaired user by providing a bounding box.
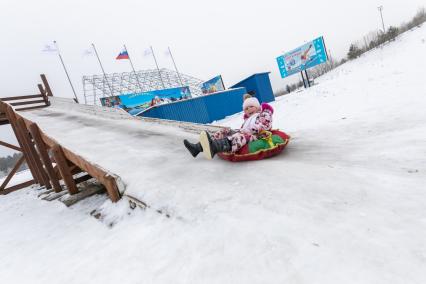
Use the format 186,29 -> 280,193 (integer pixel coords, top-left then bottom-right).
201,75 -> 225,94
276,36 -> 328,78
100,86 -> 192,112
99,96 -> 123,108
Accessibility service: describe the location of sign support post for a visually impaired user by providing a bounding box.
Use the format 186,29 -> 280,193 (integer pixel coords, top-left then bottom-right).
304,70 -> 311,87
301,71 -> 306,88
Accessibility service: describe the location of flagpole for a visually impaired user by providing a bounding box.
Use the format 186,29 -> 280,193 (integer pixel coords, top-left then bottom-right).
53,41 -> 79,103
150,46 -> 165,89
91,43 -> 114,97
167,47 -> 184,86
123,44 -> 143,92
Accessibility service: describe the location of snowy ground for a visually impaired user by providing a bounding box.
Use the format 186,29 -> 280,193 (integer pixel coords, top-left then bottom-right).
1,25 -> 426,283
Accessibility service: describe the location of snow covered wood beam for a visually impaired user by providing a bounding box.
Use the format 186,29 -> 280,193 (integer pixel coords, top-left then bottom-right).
28,122 -> 62,193
60,183 -> 105,207
51,144 -> 79,195
16,117 -> 51,189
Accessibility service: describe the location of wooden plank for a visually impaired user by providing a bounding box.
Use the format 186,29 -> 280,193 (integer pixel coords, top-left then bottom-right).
41,190 -> 68,201
15,105 -> 48,112
37,188 -> 56,198
0,155 -> 25,191
51,144 -> 79,195
60,183 -> 105,207
0,180 -> 35,195
41,74 -> 53,97
0,141 -> 21,151
16,117 -> 51,189
28,122 -> 62,193
37,84 -> 49,105
5,105 -> 40,184
0,102 -> 6,112
10,99 -> 46,106
0,94 -> 43,101
74,174 -> 93,184
0,119 -> 9,126
37,84 -> 45,95
103,175 -> 121,202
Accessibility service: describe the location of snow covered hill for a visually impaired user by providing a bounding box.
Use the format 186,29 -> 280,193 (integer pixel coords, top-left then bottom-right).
1,25 -> 425,284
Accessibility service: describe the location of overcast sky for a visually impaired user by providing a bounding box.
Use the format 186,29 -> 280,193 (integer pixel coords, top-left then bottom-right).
0,0 -> 424,156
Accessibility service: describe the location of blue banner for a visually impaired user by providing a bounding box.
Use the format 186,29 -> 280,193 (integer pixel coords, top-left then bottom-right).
100,86 -> 192,113
201,75 -> 225,94
276,36 -> 328,78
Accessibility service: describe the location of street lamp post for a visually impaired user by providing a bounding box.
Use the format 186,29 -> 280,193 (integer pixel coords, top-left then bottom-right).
378,6 -> 386,33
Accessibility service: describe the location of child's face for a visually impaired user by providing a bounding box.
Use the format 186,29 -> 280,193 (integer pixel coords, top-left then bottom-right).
244,105 -> 259,117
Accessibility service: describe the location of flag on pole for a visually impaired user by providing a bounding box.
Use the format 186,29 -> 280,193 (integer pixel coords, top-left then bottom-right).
82,48 -> 94,57
42,43 -> 58,53
116,50 -> 129,60
143,48 -> 152,57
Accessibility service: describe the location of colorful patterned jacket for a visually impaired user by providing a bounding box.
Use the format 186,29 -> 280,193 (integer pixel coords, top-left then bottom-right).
241,103 -> 274,135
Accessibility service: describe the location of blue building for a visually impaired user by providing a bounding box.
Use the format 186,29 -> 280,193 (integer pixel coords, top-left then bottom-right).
231,72 -> 275,103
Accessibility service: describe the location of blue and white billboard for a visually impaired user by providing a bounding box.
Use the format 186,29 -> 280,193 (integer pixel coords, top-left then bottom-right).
100,86 -> 191,113
276,36 -> 328,78
201,75 -> 225,94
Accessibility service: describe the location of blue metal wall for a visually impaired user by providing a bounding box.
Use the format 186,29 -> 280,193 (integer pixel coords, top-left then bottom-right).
139,87 -> 247,124
231,72 -> 275,103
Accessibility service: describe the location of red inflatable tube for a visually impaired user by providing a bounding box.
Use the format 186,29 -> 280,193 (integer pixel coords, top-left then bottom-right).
218,130 -> 290,162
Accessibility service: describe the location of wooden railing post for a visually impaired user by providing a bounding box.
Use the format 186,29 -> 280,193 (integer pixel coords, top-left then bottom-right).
104,175 -> 121,202
40,74 -> 53,97
51,144 -> 78,195
5,106 -> 40,184
28,123 -> 62,193
16,117 -> 51,189
37,84 -> 49,106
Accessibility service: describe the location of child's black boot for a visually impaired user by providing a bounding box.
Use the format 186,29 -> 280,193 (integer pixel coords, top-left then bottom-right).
199,131 -> 231,159
183,140 -> 203,157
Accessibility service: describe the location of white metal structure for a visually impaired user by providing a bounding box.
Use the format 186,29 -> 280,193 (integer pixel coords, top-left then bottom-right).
82,68 -> 204,105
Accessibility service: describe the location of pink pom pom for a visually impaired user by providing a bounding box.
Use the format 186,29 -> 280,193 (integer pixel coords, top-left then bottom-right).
261,103 -> 274,114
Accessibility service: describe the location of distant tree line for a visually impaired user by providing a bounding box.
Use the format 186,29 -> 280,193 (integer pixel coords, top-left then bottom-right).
274,7 -> 425,97
275,80 -> 305,97
0,153 -> 27,178
347,8 -> 426,60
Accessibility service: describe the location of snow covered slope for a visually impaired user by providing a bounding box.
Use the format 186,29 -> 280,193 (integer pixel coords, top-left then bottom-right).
1,25 -> 426,283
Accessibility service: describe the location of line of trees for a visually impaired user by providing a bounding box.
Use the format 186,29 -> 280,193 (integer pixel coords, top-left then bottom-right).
347,8 -> 425,60
0,153 -> 27,178
275,80 -> 305,97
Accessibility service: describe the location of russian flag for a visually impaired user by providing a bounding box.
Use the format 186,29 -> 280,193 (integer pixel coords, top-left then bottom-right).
116,50 -> 129,60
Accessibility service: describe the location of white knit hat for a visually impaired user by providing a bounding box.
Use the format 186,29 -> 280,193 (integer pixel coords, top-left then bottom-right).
243,97 -> 260,110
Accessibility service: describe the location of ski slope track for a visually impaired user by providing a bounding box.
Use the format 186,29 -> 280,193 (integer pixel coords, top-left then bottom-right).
1,26 -> 426,283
